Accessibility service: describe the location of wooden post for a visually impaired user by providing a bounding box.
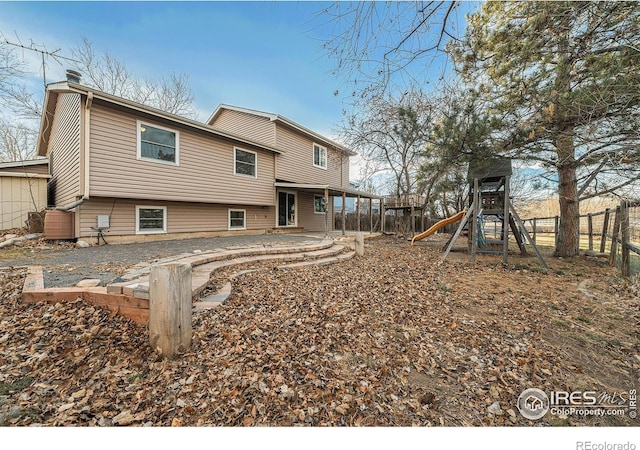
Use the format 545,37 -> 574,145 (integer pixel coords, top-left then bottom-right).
609,206 -> 621,266
532,218 -> 537,244
442,204 -> 474,261
341,191 -> 346,236
587,213 -> 593,251
510,205 -> 547,269
509,215 -> 527,255
355,232 -> 365,256
621,201 -> 630,277
470,178 -> 479,263
149,263 -> 192,358
395,209 -> 398,234
324,188 -> 329,237
381,200 -> 385,233
410,205 -> 415,237
356,195 -> 361,232
503,176 -> 510,265
369,198 -> 373,233
600,208 -> 610,253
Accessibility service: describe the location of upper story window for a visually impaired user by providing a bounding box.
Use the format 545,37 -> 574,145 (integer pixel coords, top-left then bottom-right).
234,148 -> 257,178
137,121 -> 179,165
313,143 -> 327,169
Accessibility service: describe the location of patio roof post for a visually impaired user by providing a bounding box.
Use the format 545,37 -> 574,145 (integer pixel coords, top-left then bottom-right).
411,205 -> 415,237
341,191 -> 346,236
356,195 -> 361,232
369,197 -> 373,234
324,187 -> 329,237
381,199 -> 385,233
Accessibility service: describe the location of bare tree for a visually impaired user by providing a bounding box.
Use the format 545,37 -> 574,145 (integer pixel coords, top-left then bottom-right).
340,88 -> 433,196
0,118 -> 37,162
320,1 -> 460,105
72,38 -> 197,118
0,36 -> 199,161
0,41 -> 42,160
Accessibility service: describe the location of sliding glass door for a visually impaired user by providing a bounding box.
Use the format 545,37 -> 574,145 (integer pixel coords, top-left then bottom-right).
277,191 -> 296,227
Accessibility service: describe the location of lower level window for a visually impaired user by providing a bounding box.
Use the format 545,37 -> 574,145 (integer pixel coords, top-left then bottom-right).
228,209 -> 246,230
136,206 -> 167,234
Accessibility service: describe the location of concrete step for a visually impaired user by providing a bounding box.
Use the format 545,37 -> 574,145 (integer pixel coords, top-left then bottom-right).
190,245 -> 345,297
278,251 -> 356,269
111,242 -> 351,302
112,239 -> 334,285
193,249 -> 355,311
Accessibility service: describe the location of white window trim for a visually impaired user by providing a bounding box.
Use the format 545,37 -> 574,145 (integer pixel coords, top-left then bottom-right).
233,147 -> 257,179
136,120 -> 180,166
314,194 -> 327,215
135,205 -> 167,235
228,208 -> 247,230
312,143 -> 327,170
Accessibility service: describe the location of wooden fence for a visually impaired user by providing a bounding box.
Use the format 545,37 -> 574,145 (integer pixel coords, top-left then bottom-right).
522,200 -> 640,277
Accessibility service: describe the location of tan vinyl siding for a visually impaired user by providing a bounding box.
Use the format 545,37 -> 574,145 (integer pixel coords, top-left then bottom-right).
274,123 -> 347,186
88,103 -> 275,205
77,197 -> 275,238
296,191 -> 334,232
48,93 -> 81,206
211,109 -> 276,146
341,155 -> 350,187
0,175 -> 48,230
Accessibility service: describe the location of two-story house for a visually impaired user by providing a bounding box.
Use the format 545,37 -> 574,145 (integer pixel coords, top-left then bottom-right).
37,75 -> 375,243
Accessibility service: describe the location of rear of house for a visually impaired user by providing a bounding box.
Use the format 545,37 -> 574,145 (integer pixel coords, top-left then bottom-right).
39,83 -> 282,243
209,105 -> 356,234
37,79 -> 369,242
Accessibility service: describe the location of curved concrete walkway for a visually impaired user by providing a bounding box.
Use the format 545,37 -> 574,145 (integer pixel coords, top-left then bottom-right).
21,237 -> 358,324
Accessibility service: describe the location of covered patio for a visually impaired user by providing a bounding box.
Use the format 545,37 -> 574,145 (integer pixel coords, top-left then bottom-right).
273,182 -> 382,236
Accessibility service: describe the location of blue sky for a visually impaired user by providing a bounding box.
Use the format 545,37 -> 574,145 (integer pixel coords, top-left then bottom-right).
0,1 -> 350,137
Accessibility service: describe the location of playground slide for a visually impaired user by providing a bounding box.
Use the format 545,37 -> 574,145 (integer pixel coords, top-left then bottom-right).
411,210 -> 466,246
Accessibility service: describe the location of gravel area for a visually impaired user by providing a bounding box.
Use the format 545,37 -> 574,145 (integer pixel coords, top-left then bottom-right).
0,234 -> 320,288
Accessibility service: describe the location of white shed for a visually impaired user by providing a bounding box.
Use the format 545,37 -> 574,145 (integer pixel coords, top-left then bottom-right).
0,159 -> 50,231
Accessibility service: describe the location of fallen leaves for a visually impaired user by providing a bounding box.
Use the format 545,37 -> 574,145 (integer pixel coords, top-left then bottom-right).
0,237 -> 638,427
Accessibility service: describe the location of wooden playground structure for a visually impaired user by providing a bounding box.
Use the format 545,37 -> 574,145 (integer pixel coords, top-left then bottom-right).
412,158 -> 547,268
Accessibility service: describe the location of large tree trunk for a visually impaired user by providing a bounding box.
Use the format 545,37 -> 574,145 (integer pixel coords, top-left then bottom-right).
555,130 -> 580,257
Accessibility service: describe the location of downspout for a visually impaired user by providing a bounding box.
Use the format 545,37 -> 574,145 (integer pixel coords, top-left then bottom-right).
82,92 -> 93,199
54,197 -> 87,211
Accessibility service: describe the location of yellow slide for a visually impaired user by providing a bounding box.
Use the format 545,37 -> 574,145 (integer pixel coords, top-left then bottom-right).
411,210 -> 466,246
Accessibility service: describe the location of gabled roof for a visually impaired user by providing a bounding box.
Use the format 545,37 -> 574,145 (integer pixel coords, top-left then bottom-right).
37,82 -> 285,157
208,104 -> 357,156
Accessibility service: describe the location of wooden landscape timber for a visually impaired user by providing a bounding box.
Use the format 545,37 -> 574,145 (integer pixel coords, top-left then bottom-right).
21,266 -> 150,325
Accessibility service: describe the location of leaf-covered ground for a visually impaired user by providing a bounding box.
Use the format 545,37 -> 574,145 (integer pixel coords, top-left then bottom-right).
0,236 -> 638,426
